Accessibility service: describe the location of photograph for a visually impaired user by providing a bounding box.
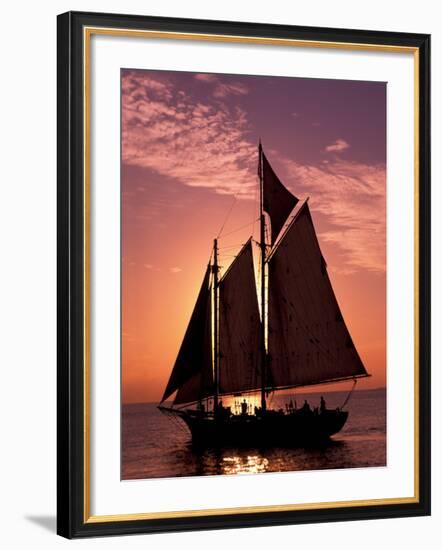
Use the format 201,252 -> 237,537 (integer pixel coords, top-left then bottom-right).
0,0 -> 435,545
121,69 -> 387,481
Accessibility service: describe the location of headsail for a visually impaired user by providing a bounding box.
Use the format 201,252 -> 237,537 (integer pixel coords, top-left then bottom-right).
160,266 -> 213,404
218,239 -> 264,395
173,369 -> 212,405
267,201 -> 368,389
260,144 -> 299,244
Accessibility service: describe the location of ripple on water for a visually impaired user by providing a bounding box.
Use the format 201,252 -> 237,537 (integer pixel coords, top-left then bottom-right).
122,389 -> 386,480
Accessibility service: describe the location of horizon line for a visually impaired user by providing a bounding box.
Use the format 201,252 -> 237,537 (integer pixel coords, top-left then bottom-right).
122,386 -> 387,407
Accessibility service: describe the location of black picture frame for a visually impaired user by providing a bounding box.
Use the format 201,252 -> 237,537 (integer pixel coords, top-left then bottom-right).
57,10 -> 431,539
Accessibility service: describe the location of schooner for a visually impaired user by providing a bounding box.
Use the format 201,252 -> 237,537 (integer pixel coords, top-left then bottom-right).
158,142 -> 369,445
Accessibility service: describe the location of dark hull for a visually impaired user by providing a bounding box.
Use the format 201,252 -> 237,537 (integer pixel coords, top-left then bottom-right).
159,407 -> 348,447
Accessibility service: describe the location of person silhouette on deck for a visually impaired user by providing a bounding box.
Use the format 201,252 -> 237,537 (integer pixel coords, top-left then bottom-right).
301,400 -> 311,413
320,395 -> 326,413
241,399 -> 248,415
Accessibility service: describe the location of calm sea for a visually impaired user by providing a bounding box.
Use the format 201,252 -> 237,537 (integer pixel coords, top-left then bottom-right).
122,388 -> 386,480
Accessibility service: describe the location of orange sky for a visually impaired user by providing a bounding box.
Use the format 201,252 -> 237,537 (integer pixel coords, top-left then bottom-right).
121,69 -> 386,404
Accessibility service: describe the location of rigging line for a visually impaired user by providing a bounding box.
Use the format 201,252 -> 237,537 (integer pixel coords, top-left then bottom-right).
252,237 -> 271,251
168,412 -> 186,433
159,408 -> 188,433
217,195 -> 237,239
218,243 -> 246,251
220,218 -> 259,238
339,378 -> 358,410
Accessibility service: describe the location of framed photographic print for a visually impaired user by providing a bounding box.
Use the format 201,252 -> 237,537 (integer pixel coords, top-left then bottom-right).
57,11 -> 431,538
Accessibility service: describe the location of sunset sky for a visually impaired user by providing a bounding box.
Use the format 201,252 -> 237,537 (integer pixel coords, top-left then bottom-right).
121,69 -> 386,404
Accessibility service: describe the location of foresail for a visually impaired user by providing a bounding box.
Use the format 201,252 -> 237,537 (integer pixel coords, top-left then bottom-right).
260,146 -> 299,244
174,369 -> 213,405
218,239 -> 263,395
268,201 -> 368,389
161,266 -> 213,404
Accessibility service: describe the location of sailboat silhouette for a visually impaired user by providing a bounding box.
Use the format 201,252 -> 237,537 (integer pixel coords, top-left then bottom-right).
159,142 -> 369,446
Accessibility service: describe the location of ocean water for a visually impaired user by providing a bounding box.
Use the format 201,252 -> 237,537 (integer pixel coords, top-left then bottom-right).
122,388 -> 386,480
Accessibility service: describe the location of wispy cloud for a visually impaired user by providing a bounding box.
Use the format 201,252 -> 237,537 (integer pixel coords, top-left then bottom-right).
280,157 -> 386,273
143,263 -> 182,273
122,71 -> 256,198
194,73 -> 218,83
122,71 -> 385,273
325,138 -> 350,153
194,73 -> 249,99
213,82 -> 249,99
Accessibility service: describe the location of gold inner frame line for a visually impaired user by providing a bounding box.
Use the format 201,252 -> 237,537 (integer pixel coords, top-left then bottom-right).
82,26 -> 420,524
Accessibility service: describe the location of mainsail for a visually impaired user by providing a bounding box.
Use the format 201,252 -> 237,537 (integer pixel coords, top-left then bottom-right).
161,266 -> 213,404
267,201 -> 368,388
218,239 -> 263,395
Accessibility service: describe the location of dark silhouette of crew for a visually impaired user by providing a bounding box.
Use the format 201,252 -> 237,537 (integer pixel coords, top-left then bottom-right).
320,395 -> 326,413
241,399 -> 248,415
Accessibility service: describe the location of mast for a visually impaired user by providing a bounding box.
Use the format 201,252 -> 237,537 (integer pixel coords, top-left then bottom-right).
258,141 -> 267,413
213,238 -> 220,412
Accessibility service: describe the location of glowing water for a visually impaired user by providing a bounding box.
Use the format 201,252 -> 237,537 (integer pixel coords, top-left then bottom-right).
122,388 -> 386,480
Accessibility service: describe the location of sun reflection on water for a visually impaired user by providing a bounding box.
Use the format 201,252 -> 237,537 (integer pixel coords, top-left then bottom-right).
221,454 -> 270,475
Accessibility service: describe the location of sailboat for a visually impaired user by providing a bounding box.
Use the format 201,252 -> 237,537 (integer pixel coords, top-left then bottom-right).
158,142 -> 369,446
